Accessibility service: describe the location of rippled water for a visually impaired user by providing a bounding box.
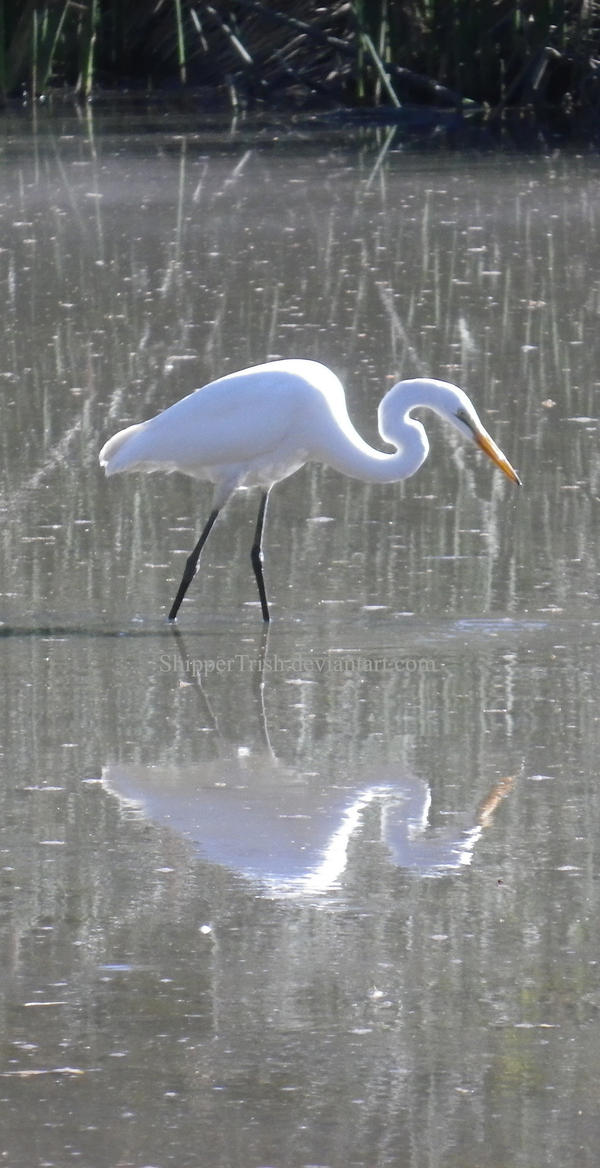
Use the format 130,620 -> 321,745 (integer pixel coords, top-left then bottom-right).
1,107 -> 600,1167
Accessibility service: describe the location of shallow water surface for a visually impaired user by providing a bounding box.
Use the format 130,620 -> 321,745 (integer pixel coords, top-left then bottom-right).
1,109 -> 600,1168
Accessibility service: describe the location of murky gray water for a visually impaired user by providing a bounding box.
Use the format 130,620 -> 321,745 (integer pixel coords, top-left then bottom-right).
2,108 -> 600,1167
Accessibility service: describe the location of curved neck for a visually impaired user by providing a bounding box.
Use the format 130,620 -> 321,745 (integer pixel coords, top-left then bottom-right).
311,406 -> 428,484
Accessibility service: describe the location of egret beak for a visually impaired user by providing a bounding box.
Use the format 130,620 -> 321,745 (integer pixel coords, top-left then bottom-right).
474,427 -> 521,486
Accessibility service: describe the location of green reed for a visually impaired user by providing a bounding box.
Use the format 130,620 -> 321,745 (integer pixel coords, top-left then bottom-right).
0,1 -> 597,110
352,0 -> 599,105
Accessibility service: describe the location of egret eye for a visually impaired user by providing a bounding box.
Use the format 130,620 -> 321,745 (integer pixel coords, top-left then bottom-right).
456,407 -> 474,431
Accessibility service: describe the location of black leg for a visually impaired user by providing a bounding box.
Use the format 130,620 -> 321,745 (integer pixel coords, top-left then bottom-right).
168,508 -> 219,621
250,491 -> 270,623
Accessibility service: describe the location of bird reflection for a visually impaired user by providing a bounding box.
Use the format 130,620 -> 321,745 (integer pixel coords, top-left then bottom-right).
102,632 -> 516,897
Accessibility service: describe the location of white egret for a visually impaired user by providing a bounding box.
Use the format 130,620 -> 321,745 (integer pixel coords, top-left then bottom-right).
99,359 -> 520,621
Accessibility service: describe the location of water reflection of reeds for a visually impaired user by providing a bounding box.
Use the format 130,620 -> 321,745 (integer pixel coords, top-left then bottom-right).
2,116 -> 600,1168
2,607 -> 600,1165
1,122 -> 599,625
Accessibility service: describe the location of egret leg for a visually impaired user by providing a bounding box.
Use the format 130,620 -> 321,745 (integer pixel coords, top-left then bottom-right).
168,508 -> 219,621
250,491 -> 270,623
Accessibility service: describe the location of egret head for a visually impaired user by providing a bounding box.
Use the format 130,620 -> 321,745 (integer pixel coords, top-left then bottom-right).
380,378 -> 521,487
452,398 -> 521,486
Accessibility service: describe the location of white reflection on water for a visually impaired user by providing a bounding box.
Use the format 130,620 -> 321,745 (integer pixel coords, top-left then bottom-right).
103,625 -> 514,896
103,758 -> 512,897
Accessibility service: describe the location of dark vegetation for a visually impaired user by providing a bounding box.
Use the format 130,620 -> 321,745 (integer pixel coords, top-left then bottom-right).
1,1 -> 599,120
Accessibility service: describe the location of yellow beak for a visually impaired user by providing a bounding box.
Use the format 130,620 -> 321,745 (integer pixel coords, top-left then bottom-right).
475,428 -> 521,486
